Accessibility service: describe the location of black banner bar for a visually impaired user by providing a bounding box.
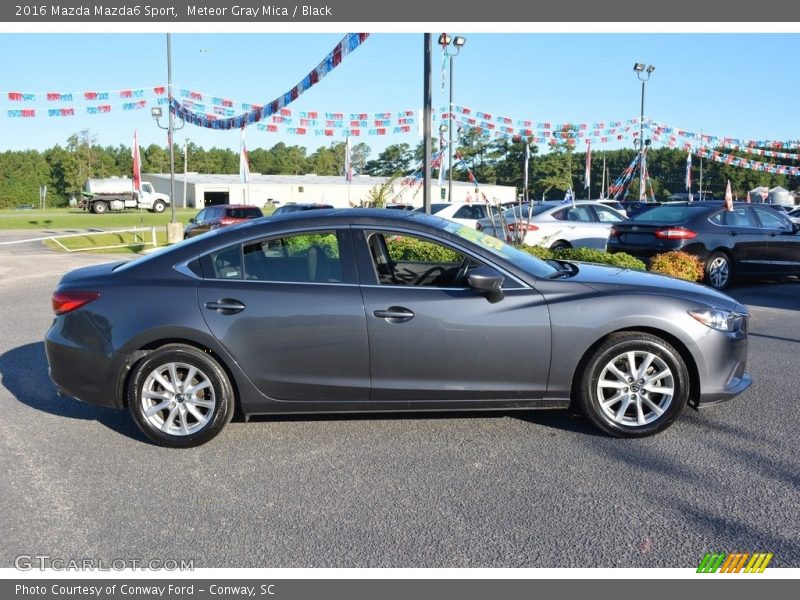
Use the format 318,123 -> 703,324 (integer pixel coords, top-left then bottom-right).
3,579 -> 797,600
2,0 -> 800,23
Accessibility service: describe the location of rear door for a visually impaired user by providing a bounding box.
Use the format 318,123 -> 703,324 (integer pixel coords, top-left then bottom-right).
717,206 -> 775,277
197,228 -> 370,402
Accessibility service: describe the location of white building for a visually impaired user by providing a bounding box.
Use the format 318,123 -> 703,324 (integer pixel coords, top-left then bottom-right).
145,173 -> 517,209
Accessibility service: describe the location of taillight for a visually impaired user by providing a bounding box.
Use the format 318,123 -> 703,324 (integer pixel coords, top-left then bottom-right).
609,227 -> 621,238
507,223 -> 539,232
654,227 -> 697,240
52,291 -> 100,315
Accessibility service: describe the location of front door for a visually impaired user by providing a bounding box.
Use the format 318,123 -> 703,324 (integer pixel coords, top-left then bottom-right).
356,229 -> 552,402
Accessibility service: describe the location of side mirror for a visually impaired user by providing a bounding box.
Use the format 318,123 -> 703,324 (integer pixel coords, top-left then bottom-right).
468,266 -> 505,304
188,218 -> 196,224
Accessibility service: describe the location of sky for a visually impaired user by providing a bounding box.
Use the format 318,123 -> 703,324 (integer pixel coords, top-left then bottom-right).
1,31 -> 799,162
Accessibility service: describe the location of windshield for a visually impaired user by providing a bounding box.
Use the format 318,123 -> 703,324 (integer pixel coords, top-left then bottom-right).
442,221 -> 558,279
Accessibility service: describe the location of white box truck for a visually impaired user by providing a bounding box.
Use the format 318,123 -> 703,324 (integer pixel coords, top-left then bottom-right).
80,178 -> 171,214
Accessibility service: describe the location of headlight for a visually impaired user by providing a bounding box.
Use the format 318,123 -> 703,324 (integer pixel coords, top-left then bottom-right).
688,308 -> 747,332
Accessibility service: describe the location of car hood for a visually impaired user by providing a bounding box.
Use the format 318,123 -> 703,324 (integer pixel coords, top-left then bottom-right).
563,262 -> 746,312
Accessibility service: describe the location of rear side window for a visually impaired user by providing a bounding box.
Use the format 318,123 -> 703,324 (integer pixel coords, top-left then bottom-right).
227,207 -> 263,219
242,232 -> 342,283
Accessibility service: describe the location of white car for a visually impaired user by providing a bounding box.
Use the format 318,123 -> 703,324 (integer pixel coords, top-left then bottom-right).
787,206 -> 800,224
414,202 -> 500,228
475,200 -> 627,250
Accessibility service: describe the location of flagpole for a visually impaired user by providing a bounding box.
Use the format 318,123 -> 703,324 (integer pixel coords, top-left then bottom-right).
600,154 -> 606,199
698,130 -> 704,200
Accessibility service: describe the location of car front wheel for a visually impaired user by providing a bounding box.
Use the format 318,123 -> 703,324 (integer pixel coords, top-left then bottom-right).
127,344 -> 234,448
578,332 -> 689,437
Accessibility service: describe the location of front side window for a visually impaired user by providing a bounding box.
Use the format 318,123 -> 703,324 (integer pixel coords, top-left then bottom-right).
366,231 -> 479,287
752,206 -> 791,230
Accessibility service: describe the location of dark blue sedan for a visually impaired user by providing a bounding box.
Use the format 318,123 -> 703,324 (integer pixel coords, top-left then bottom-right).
607,201 -> 800,289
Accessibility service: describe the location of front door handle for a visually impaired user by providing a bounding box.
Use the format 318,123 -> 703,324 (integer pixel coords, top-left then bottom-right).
373,307 -> 415,322
205,299 -> 246,314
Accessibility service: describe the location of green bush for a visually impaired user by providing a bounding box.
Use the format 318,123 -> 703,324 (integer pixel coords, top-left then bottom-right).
516,244 -> 647,271
649,251 -> 704,282
386,236 -> 461,262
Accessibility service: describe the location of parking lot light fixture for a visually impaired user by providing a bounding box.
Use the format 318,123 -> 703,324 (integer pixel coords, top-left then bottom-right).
633,62 -> 655,200
440,33 -> 467,202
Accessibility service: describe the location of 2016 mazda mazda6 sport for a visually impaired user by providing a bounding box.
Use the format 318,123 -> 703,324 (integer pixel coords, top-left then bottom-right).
45,209 -> 752,447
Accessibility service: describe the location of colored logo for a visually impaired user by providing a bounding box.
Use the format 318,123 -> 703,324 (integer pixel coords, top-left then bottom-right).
697,552 -> 773,573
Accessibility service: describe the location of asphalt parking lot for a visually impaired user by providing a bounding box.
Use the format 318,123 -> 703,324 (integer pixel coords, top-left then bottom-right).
1,236 -> 798,568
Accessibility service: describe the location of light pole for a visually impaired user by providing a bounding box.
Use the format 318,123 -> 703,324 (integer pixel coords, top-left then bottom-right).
151,33 -> 185,243
439,33 -> 466,202
633,62 -> 654,200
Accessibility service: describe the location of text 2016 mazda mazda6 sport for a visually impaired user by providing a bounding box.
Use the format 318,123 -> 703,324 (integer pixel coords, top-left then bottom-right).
46,209 -> 751,447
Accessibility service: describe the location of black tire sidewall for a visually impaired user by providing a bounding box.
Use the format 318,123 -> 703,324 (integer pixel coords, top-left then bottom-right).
579,334 -> 689,437
127,345 -> 233,448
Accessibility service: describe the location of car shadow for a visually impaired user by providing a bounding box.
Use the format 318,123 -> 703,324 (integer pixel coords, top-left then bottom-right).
0,341 -> 148,443
4,343 -> 602,442
726,280 -> 800,311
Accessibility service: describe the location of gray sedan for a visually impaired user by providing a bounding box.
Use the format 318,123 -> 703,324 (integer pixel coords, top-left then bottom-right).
45,209 -> 751,447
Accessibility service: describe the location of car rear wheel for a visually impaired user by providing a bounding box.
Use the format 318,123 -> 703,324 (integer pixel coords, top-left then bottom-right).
705,251 -> 732,290
127,344 -> 234,448
578,332 -> 689,437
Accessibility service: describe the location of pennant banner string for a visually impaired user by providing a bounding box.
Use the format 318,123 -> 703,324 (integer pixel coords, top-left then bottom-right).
171,33 -> 370,130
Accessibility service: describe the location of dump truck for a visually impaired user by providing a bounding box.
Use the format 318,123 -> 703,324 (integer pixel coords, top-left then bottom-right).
80,178 -> 171,214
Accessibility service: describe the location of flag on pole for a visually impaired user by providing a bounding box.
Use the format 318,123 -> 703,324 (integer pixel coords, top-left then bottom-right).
344,136 -> 353,183
239,127 -> 250,184
584,140 -> 591,190
132,130 -> 142,193
562,186 -> 575,207
724,180 -> 733,211
685,152 -> 692,191
523,143 -> 530,191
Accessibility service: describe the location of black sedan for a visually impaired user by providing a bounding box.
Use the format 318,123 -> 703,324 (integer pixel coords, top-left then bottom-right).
46,210 -> 751,447
608,201 -> 800,289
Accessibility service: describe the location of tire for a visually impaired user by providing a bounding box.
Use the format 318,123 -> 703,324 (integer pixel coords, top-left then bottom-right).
151,200 -> 166,214
578,332 -> 690,437
704,251 -> 732,290
127,344 -> 234,448
550,240 -> 571,251
92,201 -> 108,214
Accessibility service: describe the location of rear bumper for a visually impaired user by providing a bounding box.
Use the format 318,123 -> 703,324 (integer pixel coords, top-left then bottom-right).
45,326 -> 122,409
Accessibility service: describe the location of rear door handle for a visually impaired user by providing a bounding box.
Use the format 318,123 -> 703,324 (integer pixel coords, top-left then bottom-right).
373,307 -> 415,322
205,299 -> 246,314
